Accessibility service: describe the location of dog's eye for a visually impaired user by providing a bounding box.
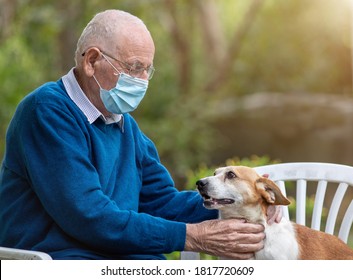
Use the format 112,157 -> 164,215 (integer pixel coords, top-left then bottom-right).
226,171 -> 237,179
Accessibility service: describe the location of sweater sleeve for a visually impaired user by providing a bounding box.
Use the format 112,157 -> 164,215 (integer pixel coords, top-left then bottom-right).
138,131 -> 218,223
15,96 -> 187,255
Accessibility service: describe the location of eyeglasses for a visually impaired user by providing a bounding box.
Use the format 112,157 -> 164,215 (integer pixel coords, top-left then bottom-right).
82,49 -> 155,80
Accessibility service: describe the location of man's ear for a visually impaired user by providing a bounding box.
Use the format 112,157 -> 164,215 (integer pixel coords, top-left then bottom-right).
255,177 -> 290,206
82,47 -> 102,77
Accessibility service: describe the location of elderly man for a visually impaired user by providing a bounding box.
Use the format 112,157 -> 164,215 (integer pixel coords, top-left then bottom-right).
0,10 -> 273,260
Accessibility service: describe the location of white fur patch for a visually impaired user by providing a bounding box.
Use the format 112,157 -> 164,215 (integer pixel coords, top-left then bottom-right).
255,219 -> 299,260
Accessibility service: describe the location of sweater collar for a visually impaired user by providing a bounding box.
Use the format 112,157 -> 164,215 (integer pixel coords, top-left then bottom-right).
62,68 -> 122,126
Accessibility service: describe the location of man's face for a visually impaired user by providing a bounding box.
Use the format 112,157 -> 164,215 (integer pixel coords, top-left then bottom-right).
101,26 -> 155,89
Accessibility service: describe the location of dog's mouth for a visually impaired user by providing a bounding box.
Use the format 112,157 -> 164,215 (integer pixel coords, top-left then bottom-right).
201,194 -> 235,207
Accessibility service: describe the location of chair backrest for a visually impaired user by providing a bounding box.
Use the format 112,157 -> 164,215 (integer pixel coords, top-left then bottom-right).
181,162 -> 353,260
0,246 -> 52,260
254,162 -> 353,242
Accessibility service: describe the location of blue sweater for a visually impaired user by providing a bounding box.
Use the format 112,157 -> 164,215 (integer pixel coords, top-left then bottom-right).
0,80 -> 217,259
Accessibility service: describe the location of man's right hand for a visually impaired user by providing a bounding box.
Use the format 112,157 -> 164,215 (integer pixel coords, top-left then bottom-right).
184,219 -> 265,259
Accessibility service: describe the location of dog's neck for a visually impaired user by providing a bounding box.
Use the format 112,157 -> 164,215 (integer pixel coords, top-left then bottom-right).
220,204 -> 267,226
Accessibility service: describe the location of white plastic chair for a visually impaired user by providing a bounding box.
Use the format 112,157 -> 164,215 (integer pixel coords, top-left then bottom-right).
181,162 -> 353,259
0,246 -> 52,260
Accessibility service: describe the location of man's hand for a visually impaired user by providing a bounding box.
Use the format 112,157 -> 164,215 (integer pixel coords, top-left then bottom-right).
185,219 -> 265,259
267,205 -> 282,225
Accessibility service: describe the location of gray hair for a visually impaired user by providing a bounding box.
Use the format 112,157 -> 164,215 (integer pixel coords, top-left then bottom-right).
74,10 -> 148,66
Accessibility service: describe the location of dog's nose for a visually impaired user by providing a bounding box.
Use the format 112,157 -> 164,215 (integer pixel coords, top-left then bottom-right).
196,179 -> 208,191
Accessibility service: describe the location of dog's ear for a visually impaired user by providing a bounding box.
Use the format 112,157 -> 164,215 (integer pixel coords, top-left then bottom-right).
255,178 -> 290,205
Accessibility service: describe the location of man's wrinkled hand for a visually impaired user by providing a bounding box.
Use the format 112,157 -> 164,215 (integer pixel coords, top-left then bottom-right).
185,219 -> 265,259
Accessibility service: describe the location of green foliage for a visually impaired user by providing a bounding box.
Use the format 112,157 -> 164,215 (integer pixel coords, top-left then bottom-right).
1,0 -> 352,182
0,36 -> 45,156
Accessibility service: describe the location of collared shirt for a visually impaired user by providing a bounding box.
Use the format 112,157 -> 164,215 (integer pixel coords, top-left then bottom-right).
62,68 -> 122,126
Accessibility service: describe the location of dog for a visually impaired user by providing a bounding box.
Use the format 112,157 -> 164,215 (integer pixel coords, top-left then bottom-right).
196,165 -> 353,260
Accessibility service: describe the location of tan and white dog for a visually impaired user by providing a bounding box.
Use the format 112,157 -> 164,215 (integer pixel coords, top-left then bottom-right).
196,165 -> 353,260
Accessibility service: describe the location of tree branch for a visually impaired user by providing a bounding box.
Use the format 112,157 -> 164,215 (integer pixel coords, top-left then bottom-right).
196,0 -> 225,69
205,0 -> 265,93
162,0 -> 192,96
0,0 -> 17,41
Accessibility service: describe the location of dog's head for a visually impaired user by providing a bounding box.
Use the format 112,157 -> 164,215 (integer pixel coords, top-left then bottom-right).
196,166 -> 290,222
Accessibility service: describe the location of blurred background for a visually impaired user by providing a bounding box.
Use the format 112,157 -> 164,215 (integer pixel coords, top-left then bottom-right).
1,0 -> 353,189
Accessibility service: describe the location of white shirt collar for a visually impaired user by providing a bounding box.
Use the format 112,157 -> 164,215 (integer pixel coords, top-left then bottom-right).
62,68 -> 122,125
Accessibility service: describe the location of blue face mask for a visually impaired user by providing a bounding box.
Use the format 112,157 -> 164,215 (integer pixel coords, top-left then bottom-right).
94,52 -> 149,114
93,73 -> 148,114
95,73 -> 148,114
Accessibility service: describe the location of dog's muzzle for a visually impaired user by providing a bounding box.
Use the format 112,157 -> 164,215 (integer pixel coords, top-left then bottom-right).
196,179 -> 235,207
